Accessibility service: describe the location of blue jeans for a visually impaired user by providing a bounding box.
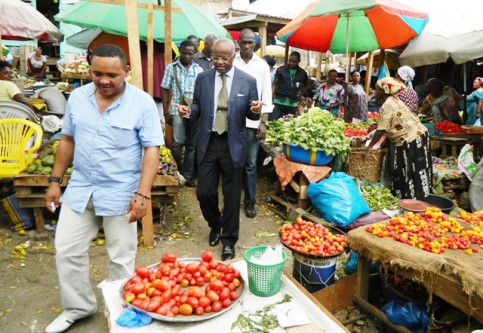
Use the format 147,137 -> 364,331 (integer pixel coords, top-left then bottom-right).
243,128 -> 259,204
172,115 -> 199,179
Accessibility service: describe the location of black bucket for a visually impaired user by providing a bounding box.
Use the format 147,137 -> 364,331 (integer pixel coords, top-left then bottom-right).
420,194 -> 455,214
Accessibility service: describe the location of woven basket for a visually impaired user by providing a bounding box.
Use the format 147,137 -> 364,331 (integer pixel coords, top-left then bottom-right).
348,148 -> 386,183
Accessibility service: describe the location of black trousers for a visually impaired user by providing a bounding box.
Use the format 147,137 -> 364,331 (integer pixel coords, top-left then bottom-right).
269,103 -> 298,120
196,133 -> 243,246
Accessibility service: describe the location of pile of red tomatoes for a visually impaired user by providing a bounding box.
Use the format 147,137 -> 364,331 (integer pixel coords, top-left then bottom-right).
122,251 -> 242,317
280,217 -> 347,257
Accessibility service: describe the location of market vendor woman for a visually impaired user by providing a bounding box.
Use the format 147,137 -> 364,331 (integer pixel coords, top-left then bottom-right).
367,77 -> 432,200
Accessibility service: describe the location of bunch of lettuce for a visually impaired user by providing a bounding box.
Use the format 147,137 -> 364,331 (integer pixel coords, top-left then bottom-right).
283,108 -> 350,157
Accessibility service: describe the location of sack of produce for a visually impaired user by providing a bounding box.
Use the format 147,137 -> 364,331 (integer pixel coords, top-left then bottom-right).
307,172 -> 370,227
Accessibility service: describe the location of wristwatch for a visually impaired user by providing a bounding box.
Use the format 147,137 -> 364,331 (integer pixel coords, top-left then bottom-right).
260,120 -> 268,126
48,176 -> 63,184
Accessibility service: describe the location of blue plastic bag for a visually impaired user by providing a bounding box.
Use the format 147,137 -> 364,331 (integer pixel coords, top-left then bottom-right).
307,172 -> 370,226
344,251 -> 378,275
381,300 -> 429,333
116,308 -> 152,328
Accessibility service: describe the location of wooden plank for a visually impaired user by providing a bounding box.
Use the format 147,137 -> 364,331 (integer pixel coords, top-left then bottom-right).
394,266 -> 483,324
13,174 -> 69,187
142,198 -> 154,247
125,0 -> 142,88
289,180 -> 300,193
164,0 -> 172,65
152,175 -> 178,187
312,274 -> 356,314
355,256 -> 371,301
284,273 -> 350,332
353,295 -> 413,333
364,51 -> 374,95
33,207 -> 45,232
147,2 -> 154,96
17,198 -> 46,208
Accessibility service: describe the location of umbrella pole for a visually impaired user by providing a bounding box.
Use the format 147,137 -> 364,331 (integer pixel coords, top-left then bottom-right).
316,53 -> 322,81
344,14 -> 350,83
284,44 -> 289,65
0,33 -> 3,62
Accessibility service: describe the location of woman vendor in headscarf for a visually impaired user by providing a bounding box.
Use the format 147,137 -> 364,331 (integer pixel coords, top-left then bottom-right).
394,66 -> 419,113
465,76 -> 483,125
367,77 -> 432,200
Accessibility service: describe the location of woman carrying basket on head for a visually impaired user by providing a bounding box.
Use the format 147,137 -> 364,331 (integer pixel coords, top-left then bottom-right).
367,77 -> 432,200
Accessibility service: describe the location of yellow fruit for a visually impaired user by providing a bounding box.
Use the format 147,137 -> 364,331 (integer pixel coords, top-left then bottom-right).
97,239 -> 105,246
18,230 -> 26,236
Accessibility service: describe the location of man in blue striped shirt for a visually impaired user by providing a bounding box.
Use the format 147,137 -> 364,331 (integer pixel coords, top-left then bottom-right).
162,40 -> 203,187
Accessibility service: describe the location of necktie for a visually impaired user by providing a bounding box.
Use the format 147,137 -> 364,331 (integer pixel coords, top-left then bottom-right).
214,73 -> 228,135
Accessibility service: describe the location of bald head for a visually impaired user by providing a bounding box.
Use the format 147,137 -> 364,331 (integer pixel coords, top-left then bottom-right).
212,38 -> 236,74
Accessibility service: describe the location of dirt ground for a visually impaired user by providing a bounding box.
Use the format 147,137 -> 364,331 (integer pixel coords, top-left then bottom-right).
0,175 -> 289,333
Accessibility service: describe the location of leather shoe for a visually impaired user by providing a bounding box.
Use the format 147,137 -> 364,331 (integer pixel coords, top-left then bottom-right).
45,313 -> 75,333
185,179 -> 197,188
221,245 -> 235,261
209,230 -> 221,247
245,203 -> 256,218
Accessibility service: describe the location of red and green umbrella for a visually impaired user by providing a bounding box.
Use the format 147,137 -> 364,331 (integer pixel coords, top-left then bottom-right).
276,0 -> 428,54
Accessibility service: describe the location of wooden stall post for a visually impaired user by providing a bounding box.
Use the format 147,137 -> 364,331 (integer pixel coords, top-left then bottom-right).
164,0 -> 172,65
147,3 -> 154,96
125,0 -> 153,246
259,24 -> 267,57
365,51 -> 374,95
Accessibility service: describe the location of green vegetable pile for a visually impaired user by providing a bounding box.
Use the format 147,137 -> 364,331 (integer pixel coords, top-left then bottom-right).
357,181 -> 399,211
266,108 -> 350,157
231,294 -> 292,333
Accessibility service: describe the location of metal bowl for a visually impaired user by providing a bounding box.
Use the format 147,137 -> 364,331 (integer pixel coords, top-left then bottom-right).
119,258 -> 246,322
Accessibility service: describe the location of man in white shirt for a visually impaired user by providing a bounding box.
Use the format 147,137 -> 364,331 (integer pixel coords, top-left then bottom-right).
234,28 -> 273,218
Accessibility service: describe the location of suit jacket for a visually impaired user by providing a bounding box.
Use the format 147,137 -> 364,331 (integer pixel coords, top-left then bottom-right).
189,68 -> 259,168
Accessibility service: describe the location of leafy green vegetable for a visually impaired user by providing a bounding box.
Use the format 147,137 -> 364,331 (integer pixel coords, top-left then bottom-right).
266,108 -> 350,157
356,180 -> 399,211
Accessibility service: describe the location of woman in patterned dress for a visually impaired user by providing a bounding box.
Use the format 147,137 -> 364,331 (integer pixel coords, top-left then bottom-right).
367,77 -> 432,200
395,66 -> 419,113
344,71 -> 368,123
313,69 -> 345,117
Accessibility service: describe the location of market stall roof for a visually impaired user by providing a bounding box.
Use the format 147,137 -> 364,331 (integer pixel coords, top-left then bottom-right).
398,0 -> 483,66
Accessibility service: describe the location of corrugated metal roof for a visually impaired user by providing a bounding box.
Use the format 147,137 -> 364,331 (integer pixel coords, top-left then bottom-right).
218,14 -> 258,26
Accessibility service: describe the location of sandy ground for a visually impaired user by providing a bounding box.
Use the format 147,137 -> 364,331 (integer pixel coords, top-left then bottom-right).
0,175 -> 288,333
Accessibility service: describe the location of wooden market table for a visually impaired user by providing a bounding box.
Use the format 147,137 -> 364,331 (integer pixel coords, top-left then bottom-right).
259,141 -> 331,211
347,222 -> 483,324
12,173 -> 179,244
101,260 -> 350,333
439,132 -> 483,160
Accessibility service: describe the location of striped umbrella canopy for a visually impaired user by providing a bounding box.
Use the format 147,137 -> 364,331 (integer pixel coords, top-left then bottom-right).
276,0 -> 428,54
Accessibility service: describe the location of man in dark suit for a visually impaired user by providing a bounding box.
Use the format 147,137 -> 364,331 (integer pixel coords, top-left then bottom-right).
177,38 -> 262,260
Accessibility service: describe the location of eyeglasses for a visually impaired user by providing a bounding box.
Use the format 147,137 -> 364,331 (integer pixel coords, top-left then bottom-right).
212,54 -> 234,62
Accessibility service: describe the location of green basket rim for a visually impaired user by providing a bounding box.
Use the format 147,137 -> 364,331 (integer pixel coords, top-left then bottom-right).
244,246 -> 287,268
